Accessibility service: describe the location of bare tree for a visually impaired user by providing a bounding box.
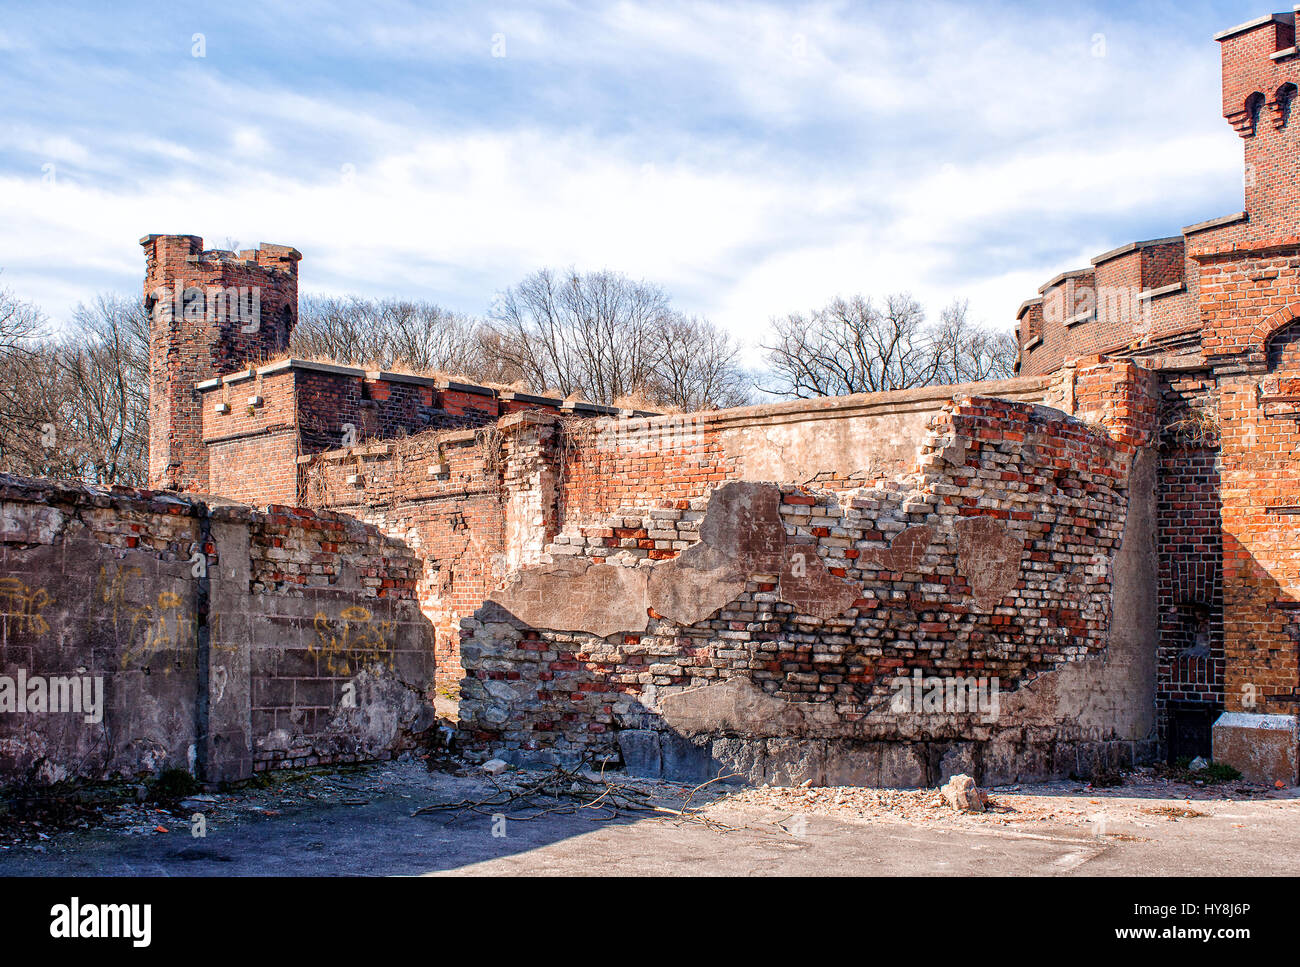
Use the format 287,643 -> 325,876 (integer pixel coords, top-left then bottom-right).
0,280 -> 51,474
292,295 -> 495,379
760,293 -> 936,398
294,277 -> 751,410
652,313 -> 752,411
56,294 -> 151,484
0,279 -> 44,355
489,268 -> 669,404
0,290 -> 149,485
761,293 -> 1017,399
931,299 -> 1020,384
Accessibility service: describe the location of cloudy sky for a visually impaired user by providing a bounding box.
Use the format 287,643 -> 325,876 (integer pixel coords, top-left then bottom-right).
0,0 -> 1262,362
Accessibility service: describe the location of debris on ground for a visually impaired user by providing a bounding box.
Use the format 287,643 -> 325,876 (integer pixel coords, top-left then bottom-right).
941,774 -> 986,812
411,762 -> 746,832
711,767 -> 1290,832
1,754 -> 1292,853
1142,805 -> 1207,820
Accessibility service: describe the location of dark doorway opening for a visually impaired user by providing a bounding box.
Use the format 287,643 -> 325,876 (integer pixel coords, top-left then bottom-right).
1167,701 -> 1218,762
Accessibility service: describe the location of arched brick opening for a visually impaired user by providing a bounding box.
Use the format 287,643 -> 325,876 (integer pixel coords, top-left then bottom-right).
1245,91 -> 1266,135
1274,82 -> 1297,129
1262,310 -> 1300,371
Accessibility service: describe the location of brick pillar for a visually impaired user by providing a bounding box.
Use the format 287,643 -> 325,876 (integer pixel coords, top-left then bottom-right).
142,234 -> 301,492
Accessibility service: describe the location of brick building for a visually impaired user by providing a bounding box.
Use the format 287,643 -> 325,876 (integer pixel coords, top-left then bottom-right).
1014,9 -> 1300,775
125,8 -> 1300,785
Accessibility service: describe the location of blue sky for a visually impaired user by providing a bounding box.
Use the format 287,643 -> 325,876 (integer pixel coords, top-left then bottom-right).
0,0 -> 1268,361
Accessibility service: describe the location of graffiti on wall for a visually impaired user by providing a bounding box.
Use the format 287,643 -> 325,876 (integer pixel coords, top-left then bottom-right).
311,606 -> 395,675
0,578 -> 54,637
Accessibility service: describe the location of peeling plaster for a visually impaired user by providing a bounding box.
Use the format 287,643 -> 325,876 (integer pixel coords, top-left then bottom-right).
491,481 -> 863,635
955,516 -> 1026,612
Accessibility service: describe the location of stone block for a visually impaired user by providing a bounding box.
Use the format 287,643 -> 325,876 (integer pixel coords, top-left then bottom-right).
617,729 -> 662,778
824,741 -> 880,786
710,737 -> 764,784
660,732 -> 712,783
936,742 -> 980,784
878,742 -> 927,787
765,738 -> 826,786
1212,712 -> 1299,786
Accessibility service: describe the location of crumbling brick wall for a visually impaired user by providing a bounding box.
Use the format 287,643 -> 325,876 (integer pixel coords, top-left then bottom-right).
0,473 -> 436,789
299,377 -> 1062,705
456,381 -> 1160,785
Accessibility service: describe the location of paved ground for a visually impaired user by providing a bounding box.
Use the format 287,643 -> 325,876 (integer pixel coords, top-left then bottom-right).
1,759 -> 1296,876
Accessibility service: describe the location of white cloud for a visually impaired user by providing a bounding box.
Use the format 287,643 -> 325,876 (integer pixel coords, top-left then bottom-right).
0,0 -> 1251,359
231,127 -> 271,157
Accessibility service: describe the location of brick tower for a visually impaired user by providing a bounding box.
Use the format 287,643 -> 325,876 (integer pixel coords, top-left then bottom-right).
1218,11 -> 1299,242
142,234 -> 301,492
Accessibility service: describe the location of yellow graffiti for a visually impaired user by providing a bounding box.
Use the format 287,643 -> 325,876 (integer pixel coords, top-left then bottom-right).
121,590 -> 194,673
95,565 -> 143,625
311,606 -> 395,675
0,578 -> 54,636
95,566 -> 196,673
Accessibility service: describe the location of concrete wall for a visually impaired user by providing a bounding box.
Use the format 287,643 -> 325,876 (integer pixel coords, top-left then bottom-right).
0,474 -> 436,789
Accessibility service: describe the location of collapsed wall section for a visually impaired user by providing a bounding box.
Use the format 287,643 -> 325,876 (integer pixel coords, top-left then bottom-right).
0,474 -> 436,789
455,368 -> 1160,786
299,376 -> 1058,707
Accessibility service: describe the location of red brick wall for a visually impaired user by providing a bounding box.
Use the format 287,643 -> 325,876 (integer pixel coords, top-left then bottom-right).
1195,248 -> 1300,363
1219,17 -> 1299,238
300,428 -> 507,694
1020,245 -> 1202,377
208,432 -> 301,506
555,415 -> 739,523
1219,319 -> 1300,716
201,369 -> 299,504
1154,368 -> 1224,749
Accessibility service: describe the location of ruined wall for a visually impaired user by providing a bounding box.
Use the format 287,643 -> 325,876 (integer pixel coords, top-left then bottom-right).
300,377 -> 1058,705
301,427 -> 507,695
0,474 -> 436,789
458,375 -> 1160,786
556,376 -> 1054,523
